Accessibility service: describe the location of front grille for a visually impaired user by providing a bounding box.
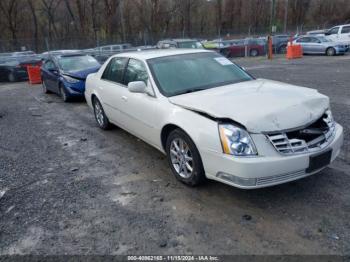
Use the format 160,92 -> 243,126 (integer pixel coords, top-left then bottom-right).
267,110 -> 335,155
256,170 -> 306,186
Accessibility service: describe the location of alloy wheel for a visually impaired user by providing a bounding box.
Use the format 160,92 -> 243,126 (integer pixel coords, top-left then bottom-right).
94,100 -> 104,127
169,138 -> 193,179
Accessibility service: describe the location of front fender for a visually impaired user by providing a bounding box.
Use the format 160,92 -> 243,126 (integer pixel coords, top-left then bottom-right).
161,105 -> 223,156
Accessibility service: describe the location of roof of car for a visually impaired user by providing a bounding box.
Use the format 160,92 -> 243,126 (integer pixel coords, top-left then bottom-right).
113,49 -> 212,60
160,38 -> 199,43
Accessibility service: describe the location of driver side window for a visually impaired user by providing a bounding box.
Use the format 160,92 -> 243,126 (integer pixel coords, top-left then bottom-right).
44,60 -> 56,70
329,27 -> 339,35
123,59 -> 149,85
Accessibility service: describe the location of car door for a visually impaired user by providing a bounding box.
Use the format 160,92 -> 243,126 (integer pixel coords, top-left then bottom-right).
296,37 -> 311,53
308,37 -> 323,53
117,58 -> 159,145
340,25 -> 350,44
42,60 -> 60,92
98,57 -> 128,124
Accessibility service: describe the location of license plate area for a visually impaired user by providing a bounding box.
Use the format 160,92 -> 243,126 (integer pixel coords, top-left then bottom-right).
306,149 -> 332,173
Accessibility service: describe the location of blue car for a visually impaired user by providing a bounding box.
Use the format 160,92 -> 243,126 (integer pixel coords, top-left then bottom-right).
41,53 -> 101,102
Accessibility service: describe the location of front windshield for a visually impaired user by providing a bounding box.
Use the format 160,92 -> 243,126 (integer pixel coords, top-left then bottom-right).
148,52 -> 253,97
58,55 -> 99,71
177,41 -> 203,49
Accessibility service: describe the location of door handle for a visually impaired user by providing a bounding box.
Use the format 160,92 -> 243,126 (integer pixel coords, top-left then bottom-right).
121,96 -> 128,101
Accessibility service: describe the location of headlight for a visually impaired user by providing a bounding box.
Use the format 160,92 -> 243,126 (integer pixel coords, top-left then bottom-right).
219,124 -> 257,156
325,109 -> 335,126
63,75 -> 80,83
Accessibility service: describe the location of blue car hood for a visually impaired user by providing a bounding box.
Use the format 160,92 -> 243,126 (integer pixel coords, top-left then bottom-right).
64,66 -> 100,80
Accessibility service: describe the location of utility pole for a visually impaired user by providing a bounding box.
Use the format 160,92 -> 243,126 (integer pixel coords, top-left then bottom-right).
268,0 -> 276,60
119,0 -> 126,43
284,0 -> 289,33
270,0 -> 276,34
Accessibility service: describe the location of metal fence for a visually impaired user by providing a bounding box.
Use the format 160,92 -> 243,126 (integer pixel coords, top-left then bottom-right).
0,24 -> 320,54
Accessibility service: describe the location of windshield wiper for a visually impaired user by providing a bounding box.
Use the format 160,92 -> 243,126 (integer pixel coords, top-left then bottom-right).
181,88 -> 206,94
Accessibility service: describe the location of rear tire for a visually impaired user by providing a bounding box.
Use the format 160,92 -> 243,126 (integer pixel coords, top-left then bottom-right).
92,97 -> 111,130
278,44 -> 287,54
166,129 -> 206,186
326,47 -> 336,56
249,49 -> 259,57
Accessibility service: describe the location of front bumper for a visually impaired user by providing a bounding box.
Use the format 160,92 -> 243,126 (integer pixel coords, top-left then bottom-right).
202,123 -> 343,189
63,80 -> 86,97
335,46 -> 347,54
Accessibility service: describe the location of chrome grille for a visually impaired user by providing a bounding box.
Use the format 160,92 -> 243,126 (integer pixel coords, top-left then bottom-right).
256,170 -> 306,186
267,111 -> 336,155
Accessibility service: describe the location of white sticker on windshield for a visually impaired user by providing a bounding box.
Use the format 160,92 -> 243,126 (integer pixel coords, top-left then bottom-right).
214,57 -> 233,66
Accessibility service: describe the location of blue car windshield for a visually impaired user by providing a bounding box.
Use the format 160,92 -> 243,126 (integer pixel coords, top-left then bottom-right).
58,55 -> 99,71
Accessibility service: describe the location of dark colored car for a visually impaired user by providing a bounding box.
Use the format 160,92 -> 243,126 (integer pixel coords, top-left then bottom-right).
157,39 -> 203,49
271,35 -> 290,54
0,56 -> 42,82
220,38 -> 266,58
41,54 -> 101,102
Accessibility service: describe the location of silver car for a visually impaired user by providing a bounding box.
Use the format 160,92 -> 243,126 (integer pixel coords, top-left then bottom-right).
293,36 -> 347,56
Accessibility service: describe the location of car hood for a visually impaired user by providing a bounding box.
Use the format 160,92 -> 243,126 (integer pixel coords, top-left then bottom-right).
63,66 -> 100,80
168,79 -> 329,133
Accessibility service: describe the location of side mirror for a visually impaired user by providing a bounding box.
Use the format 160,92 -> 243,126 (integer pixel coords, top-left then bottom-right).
325,31 -> 331,36
128,81 -> 147,93
49,68 -> 58,74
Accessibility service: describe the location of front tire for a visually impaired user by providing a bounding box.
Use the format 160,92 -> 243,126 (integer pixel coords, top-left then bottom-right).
8,72 -> 16,82
59,84 -> 70,102
42,80 -> 50,94
93,97 -> 111,130
326,47 -> 336,56
166,129 -> 206,186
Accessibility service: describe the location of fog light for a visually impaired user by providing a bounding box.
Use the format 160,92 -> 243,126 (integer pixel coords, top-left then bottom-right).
216,172 -> 257,187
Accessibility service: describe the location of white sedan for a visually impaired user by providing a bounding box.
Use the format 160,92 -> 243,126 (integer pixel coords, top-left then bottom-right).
85,49 -> 343,189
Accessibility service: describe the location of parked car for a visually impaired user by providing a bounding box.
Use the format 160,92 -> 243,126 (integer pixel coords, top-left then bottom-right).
0,56 -> 42,82
40,50 -> 80,60
324,24 -> 350,45
84,49 -> 343,189
41,53 -> 100,101
220,38 -> 266,57
270,35 -> 291,53
11,51 -> 36,57
307,29 -> 327,36
94,44 -> 133,53
157,39 -> 203,49
293,36 -> 347,56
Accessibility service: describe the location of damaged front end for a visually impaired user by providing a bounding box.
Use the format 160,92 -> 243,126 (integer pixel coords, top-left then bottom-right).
266,110 -> 336,155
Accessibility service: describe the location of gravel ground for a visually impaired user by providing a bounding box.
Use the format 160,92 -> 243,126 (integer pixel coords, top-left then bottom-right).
0,54 -> 349,256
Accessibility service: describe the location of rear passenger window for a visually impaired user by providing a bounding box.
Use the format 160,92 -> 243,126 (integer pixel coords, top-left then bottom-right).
124,59 -> 149,85
341,26 -> 350,34
101,57 -> 128,84
297,38 -> 308,43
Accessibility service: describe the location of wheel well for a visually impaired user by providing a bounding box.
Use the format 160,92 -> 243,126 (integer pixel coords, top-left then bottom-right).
91,94 -> 97,104
326,47 -> 335,53
161,124 -> 181,151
